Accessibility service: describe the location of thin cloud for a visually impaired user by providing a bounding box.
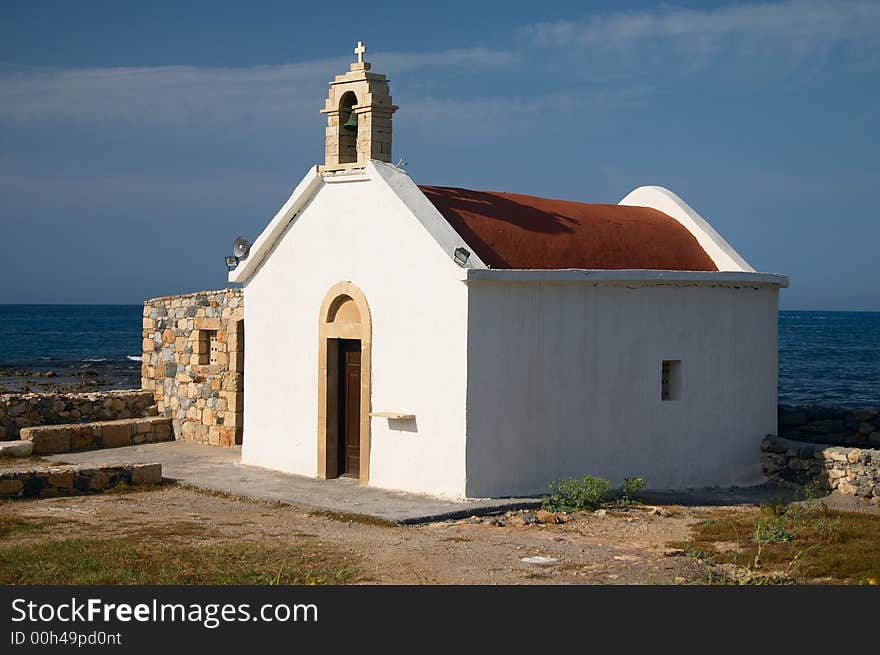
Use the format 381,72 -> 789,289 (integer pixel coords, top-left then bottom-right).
0,47 -> 513,127
525,0 -> 880,68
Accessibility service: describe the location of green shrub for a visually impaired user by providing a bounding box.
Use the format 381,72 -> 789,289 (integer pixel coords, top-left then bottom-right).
543,475 -> 611,512
760,491 -> 789,517
754,515 -> 794,544
619,476 -> 646,504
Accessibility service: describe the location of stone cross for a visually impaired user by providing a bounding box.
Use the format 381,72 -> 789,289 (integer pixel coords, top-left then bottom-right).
355,41 -> 366,64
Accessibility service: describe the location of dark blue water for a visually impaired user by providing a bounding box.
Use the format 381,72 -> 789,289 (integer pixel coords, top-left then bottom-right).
778,311 -> 880,407
0,305 -> 143,391
0,306 -> 878,405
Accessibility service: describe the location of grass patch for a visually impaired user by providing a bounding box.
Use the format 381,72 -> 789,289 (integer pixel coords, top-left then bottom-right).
673,503 -> 880,584
307,510 -> 397,528
105,481 -> 171,496
121,520 -> 220,541
0,514 -> 41,539
0,537 -> 357,585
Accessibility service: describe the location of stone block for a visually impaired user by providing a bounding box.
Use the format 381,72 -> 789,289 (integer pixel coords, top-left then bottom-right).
763,439 -> 788,454
100,422 -> 133,448
219,427 -> 237,446
838,481 -> 857,496
0,478 -> 23,495
151,420 -> 171,441
21,426 -> 71,454
221,372 -> 243,392
46,469 -> 75,488
194,318 -> 221,331
227,331 -> 243,353
825,449 -> 848,462
220,391 -> 244,412
88,471 -> 110,491
130,463 -> 162,485
70,425 -> 94,450
0,440 -> 33,457
21,476 -> 44,497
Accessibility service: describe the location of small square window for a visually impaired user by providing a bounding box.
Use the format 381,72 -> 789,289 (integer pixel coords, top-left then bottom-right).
196,330 -> 218,366
661,360 -> 681,401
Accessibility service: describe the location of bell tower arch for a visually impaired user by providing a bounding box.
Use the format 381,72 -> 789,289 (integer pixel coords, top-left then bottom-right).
320,41 -> 399,171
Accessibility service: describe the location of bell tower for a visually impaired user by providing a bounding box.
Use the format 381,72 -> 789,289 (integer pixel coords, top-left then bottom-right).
320,41 -> 398,171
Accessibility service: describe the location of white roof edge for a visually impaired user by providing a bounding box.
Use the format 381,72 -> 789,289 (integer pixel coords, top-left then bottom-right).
228,165 -> 324,284
465,269 -> 789,287
619,186 -> 755,273
368,160 -> 488,269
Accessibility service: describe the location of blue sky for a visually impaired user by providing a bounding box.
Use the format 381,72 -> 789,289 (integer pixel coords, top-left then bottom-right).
1,0 -> 878,309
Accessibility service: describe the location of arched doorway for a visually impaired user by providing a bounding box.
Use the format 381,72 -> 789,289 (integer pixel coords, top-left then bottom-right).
317,282 -> 372,483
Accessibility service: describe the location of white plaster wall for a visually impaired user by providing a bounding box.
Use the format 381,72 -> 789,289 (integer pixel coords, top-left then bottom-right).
464,281 -> 779,497
241,173 -> 469,498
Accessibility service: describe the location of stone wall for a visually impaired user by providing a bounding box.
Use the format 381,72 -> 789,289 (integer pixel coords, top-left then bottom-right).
762,434 -> 880,504
19,417 -> 172,455
142,289 -> 243,446
0,463 -> 162,499
778,404 -> 880,448
0,390 -> 156,441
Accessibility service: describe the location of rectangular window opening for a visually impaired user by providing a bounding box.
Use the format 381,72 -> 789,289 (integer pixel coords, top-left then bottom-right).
197,330 -> 218,366
661,360 -> 681,401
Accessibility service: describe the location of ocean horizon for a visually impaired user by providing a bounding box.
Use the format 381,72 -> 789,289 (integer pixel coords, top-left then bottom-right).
0,304 -> 878,406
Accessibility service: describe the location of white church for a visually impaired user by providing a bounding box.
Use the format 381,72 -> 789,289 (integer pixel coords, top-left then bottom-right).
229,43 -> 788,499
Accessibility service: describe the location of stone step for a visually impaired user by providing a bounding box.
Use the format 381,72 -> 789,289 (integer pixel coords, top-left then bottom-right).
0,440 -> 34,457
0,462 -> 162,498
19,417 -> 173,455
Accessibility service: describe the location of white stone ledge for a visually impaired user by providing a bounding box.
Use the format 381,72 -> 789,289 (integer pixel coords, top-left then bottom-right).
462,269 -> 789,288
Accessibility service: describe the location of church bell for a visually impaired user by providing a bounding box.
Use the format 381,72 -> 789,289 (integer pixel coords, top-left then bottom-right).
342,112 -> 358,132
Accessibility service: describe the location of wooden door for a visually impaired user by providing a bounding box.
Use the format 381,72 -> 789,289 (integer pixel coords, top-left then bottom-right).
337,339 -> 361,477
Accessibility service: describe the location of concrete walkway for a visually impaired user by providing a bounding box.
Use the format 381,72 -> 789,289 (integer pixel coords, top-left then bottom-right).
41,442 -> 541,524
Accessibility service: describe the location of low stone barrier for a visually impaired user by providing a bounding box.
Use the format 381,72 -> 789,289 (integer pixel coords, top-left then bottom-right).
778,404 -> 880,448
762,434 -> 880,503
0,389 -> 156,441
0,463 -> 162,499
19,417 -> 172,455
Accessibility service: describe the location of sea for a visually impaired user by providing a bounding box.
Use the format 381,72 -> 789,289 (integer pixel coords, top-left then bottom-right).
0,306 -> 878,406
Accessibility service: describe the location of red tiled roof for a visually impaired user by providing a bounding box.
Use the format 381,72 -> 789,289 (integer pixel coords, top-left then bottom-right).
419,186 -> 718,271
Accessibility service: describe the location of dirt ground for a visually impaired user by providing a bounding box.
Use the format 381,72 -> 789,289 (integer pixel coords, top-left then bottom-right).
0,485 -> 738,584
